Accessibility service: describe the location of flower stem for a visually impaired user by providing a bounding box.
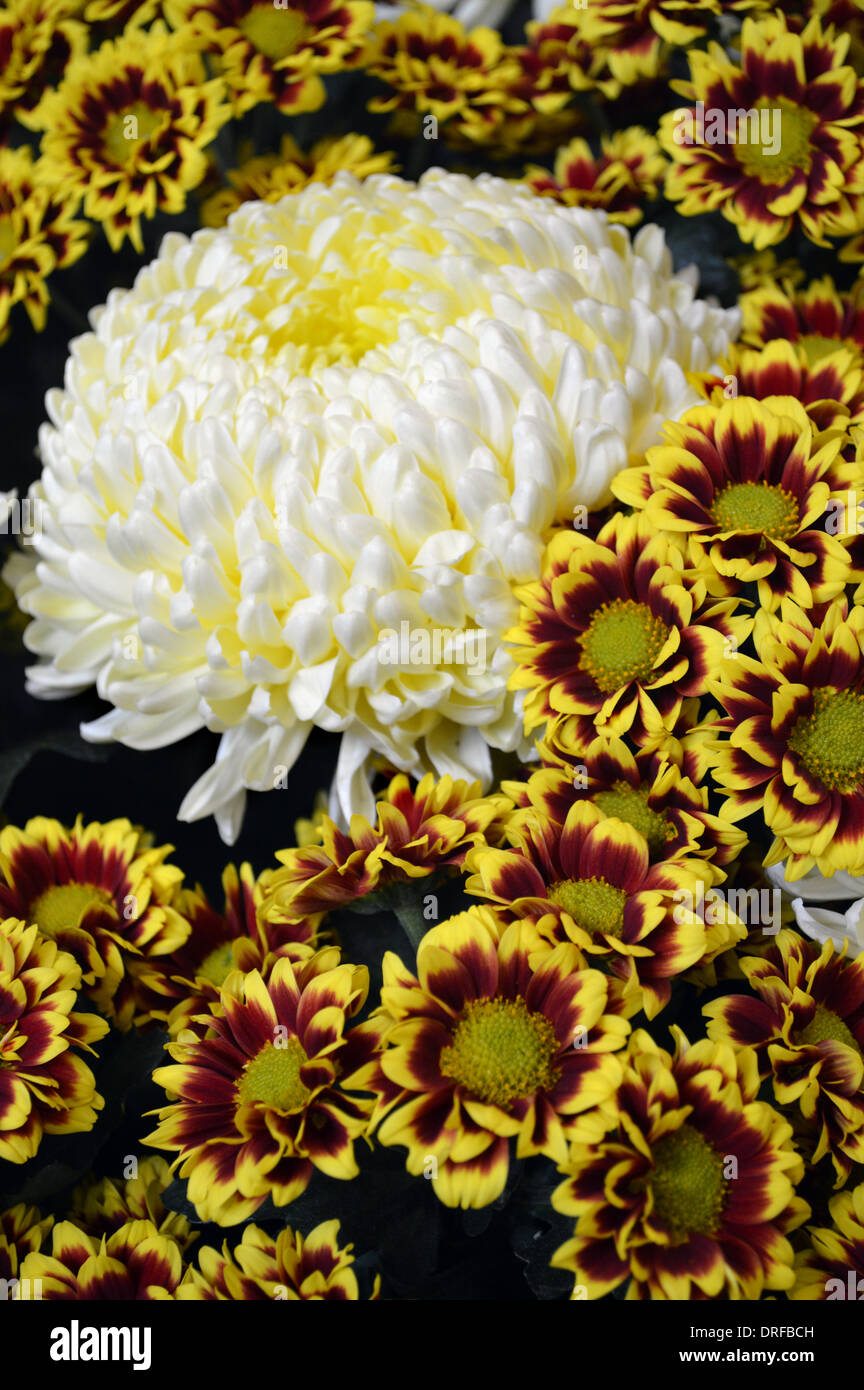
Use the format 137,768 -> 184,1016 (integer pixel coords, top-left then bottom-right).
392,899 -> 429,954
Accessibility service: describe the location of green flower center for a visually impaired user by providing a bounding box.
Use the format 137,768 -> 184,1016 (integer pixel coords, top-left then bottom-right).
647,1123 -> 726,1239
797,333 -> 849,366
593,782 -> 674,854
439,996 -> 559,1108
238,5 -> 306,60
796,1003 -> 861,1054
578,599 -> 669,694
238,1039 -> 310,1111
547,876 -> 626,938
735,98 -> 818,184
31,883 -> 115,937
710,481 -> 799,540
103,103 -> 165,166
197,942 -> 236,987
788,688 -> 864,793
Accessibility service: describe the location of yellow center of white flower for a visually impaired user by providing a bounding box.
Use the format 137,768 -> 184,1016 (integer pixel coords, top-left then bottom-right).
788,688 -> 864,793
272,274 -> 408,370
735,98 -> 818,184
238,1038 -> 310,1110
579,599 -> 669,694
796,1002 -> 860,1053
439,996 -> 559,1107
31,882 -> 115,936
593,782 -> 674,854
103,103 -> 167,167
547,876 -> 626,938
646,1123 -> 726,1238
238,6 -> 306,60
197,942 -> 236,986
710,480 -> 799,540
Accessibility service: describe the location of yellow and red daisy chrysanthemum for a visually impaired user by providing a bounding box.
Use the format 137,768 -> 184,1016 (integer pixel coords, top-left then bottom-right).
200,133 -> 397,228
33,24 -> 231,252
739,273 -> 864,370
502,6 -> 619,150
0,0 -> 86,129
543,0 -> 667,88
503,738 -> 747,871
0,916 -> 108,1164
0,816 -> 189,1030
69,1157 -> 194,1251
365,907 -> 629,1208
165,0 -> 373,116
522,127 -> 666,225
660,14 -> 864,250
15,1218 -> 187,1298
790,1181 -> 864,1299
732,248 -> 807,291
612,396 -> 857,611
507,513 -> 752,751
465,801 -> 744,1019
707,598 -> 864,880
521,6 -> 620,100
705,930 -> 864,1182
171,1219 -> 380,1299
771,0 -> 864,67
0,145 -> 89,341
541,689 -> 715,791
709,339 -> 864,427
551,1027 -> 809,1300
367,9 -> 527,147
145,952 -> 384,1225
0,1203 -> 53,1286
135,862 -> 321,1036
576,0 -> 757,87
260,773 -> 508,924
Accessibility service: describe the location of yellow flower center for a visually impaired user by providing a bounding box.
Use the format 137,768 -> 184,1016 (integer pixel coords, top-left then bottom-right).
238,1038 -> 310,1110
547,876 -> 626,938
439,996 -> 560,1107
197,942 -> 236,986
31,882 -> 115,937
593,782 -> 674,854
238,5 -> 306,60
788,688 -> 864,793
796,1002 -> 860,1053
647,1123 -> 726,1239
710,480 -> 799,540
734,99 -> 818,184
578,599 -> 669,693
103,103 -> 166,167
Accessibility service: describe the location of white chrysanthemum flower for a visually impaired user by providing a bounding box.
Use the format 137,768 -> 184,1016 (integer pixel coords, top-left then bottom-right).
766,864 -> 864,952
13,170 -> 738,841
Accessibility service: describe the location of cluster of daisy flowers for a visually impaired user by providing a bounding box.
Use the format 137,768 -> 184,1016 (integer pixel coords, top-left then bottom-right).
3,0 -> 864,1310
1,681 -> 863,1301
